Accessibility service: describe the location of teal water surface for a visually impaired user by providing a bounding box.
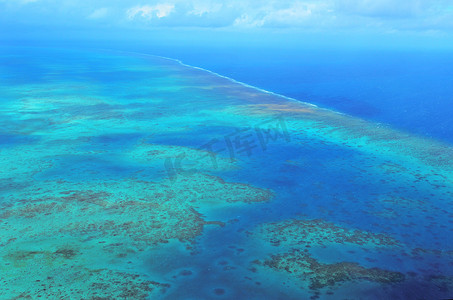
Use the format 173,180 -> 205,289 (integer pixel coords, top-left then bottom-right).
0,47 -> 452,299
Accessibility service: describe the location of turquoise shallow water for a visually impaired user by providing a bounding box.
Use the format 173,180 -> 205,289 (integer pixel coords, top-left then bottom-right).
0,46 -> 453,299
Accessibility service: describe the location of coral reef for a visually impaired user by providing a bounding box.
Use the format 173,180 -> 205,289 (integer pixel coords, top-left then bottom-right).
0,173 -> 272,298
2,260 -> 168,300
255,249 -> 405,291
252,218 -> 399,248
249,218 -> 409,296
128,142 -> 237,172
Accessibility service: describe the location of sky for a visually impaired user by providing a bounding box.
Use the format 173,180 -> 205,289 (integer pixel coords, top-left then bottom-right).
1,0 -> 453,48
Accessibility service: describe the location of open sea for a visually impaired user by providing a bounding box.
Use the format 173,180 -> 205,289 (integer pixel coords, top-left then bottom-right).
0,45 -> 452,299
140,45 -> 453,145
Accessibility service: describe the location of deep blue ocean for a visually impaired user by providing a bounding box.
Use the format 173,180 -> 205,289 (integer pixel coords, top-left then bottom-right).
138,46 -> 453,145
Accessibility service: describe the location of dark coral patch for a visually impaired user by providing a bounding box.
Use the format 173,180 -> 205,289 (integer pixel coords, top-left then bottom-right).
213,288 -> 226,296
257,250 -> 405,290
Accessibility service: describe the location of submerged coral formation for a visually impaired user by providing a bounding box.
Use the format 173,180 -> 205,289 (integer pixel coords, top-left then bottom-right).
255,249 -> 405,290
249,218 -> 408,297
170,173 -> 273,204
2,262 -> 169,300
128,142 -> 237,172
0,173 -> 272,298
252,218 -> 399,248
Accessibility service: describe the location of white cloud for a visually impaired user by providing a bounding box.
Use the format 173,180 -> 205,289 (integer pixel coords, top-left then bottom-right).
188,1 -> 222,16
261,2 -> 315,26
232,2 -> 329,28
127,3 -> 175,20
88,7 -> 108,19
336,0 -> 424,18
2,0 -> 453,33
233,14 -> 265,28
